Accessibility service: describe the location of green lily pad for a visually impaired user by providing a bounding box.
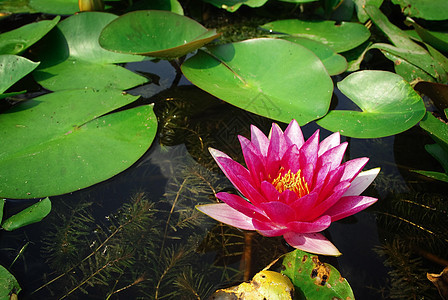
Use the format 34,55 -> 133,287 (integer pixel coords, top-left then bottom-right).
99,10 -> 220,59
282,249 -> 354,299
407,18 -> 448,53
0,55 -> 39,95
383,51 -> 434,83
0,89 -> 157,199
0,265 -> 21,300
261,19 -> 370,52
0,0 -> 35,13
202,0 -> 268,12
353,0 -> 383,22
2,197 -> 51,231
181,38 -> 333,125
413,112 -> 448,182
0,16 -> 60,55
365,5 -> 447,82
316,70 -> 426,138
33,12 -> 148,91
29,0 -> 79,14
280,36 -> 347,75
391,0 -> 448,21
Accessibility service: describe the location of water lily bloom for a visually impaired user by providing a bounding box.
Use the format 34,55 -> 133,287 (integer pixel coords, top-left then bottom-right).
197,119 -> 380,256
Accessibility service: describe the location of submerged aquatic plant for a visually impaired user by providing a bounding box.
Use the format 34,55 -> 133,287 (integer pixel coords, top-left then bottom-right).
197,119 -> 380,256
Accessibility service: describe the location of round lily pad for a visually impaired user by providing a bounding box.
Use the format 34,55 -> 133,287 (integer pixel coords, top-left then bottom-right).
316,70 -> 426,138
0,55 -> 39,95
391,0 -> 448,20
0,89 -> 157,199
99,10 -> 220,59
181,38 -> 333,125
281,36 -> 347,75
261,19 -> 370,53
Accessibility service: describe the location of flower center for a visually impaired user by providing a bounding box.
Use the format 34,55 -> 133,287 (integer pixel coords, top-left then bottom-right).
271,169 -> 310,197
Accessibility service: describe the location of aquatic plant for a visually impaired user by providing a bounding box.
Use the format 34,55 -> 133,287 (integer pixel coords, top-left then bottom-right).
197,119 -> 380,256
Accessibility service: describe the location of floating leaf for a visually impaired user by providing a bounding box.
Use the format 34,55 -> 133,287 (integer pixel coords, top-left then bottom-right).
202,0 -> 268,12
29,0 -> 79,14
282,249 -> 354,299
211,270 -> 294,299
391,0 -> 448,21
181,38 -> 333,125
382,50 -> 434,83
0,199 -> 4,223
317,70 -> 426,138
353,0 -> 383,22
33,12 -> 148,91
0,265 -> 21,300
0,55 -> 39,95
1,198 -> 51,231
261,19 -> 370,52
0,89 -> 157,199
407,18 -> 448,53
280,36 -> 347,75
365,5 -> 447,82
427,266 -> 448,299
99,10 -> 220,59
419,111 -> 448,152
0,16 -> 59,55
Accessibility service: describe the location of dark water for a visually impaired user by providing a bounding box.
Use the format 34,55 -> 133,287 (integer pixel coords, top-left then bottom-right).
1,58 -> 447,299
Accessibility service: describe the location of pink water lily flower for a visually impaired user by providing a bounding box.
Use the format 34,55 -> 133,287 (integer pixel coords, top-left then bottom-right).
197,119 -> 380,256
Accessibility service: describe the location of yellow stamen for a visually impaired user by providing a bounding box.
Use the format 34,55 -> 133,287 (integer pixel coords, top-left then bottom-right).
272,169 -> 310,198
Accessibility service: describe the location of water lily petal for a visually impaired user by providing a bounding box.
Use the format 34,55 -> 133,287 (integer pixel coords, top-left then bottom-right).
316,142 -> 347,172
268,123 -> 288,160
316,165 -> 345,201
318,131 -> 340,156
238,176 -> 268,205
309,181 -> 351,220
284,232 -> 342,256
260,181 -> 280,202
216,192 -> 268,221
299,130 -> 319,182
340,157 -> 369,182
280,189 -> 298,205
287,215 -> 331,233
260,201 -> 296,225
290,191 -> 319,220
284,119 -> 305,149
325,195 -> 378,221
253,219 -> 289,236
239,136 -> 266,184
279,144 -> 301,174
343,167 -> 380,196
311,162 -> 331,190
196,203 -> 256,230
209,148 -> 254,195
250,124 -> 269,157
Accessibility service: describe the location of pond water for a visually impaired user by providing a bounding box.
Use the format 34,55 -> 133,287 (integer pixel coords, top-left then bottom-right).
2,57 -> 448,299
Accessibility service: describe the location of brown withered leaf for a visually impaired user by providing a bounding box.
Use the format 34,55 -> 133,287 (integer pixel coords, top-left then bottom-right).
427,266 -> 448,299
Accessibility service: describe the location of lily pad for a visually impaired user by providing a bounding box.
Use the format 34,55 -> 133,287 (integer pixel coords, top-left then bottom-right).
0,89 -> 157,199
2,197 -> 51,231
0,16 -> 60,55
365,5 -> 447,82
99,10 -> 220,59
181,38 -> 333,125
407,18 -> 448,53
282,249 -> 354,299
202,0 -> 268,12
0,265 -> 21,300
316,70 -> 426,138
383,51 -> 434,83
353,0 -> 383,23
391,0 -> 448,21
261,19 -> 370,52
29,0 -> 79,15
0,55 -> 39,95
280,36 -> 347,75
33,12 -> 148,91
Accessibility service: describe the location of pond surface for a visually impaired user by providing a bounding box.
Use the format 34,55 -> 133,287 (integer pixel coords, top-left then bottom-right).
2,56 -> 448,300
